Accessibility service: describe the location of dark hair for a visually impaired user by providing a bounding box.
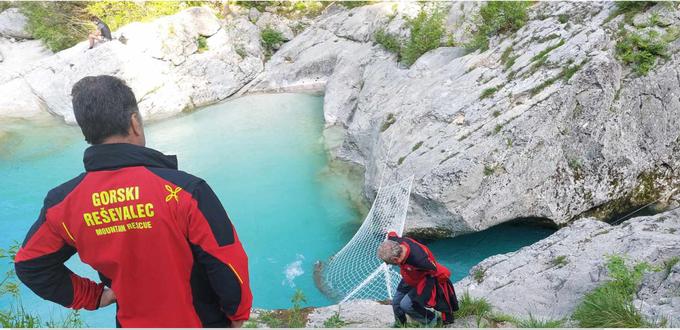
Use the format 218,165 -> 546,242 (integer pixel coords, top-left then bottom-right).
71,75 -> 140,145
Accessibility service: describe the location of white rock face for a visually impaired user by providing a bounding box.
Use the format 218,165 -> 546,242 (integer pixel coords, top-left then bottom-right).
0,7 -> 265,124
455,209 -> 680,322
248,1 -> 680,236
0,8 -> 31,39
0,37 -> 51,79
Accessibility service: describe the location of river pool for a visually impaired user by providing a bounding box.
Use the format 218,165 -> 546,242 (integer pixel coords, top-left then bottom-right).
0,93 -> 554,327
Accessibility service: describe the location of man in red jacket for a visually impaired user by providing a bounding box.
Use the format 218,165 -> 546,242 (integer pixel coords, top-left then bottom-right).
378,232 -> 458,326
14,75 -> 252,327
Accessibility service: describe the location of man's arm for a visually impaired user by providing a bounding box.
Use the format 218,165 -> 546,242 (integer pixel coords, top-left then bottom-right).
14,200 -> 105,311
186,181 -> 252,325
405,240 -> 437,272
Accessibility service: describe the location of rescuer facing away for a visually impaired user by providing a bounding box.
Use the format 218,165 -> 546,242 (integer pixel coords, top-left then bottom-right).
378,232 -> 459,326
14,75 -> 252,327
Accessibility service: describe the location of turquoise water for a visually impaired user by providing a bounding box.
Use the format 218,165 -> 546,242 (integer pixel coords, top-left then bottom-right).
0,93 -> 554,327
428,222 -> 556,282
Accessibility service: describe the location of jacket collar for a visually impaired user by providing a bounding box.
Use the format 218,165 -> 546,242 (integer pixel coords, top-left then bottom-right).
83,143 -> 178,171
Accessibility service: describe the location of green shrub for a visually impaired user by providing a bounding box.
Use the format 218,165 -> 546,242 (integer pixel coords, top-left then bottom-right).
412,141 -> 424,152
454,292 -> 492,319
86,1 -> 190,32
467,1 -> 530,51
261,26 -> 285,58
558,14 -> 569,24
494,124 -> 503,134
197,35 -> 208,53
339,1 -> 373,9
473,267 -> 486,282
571,255 -> 652,328
256,289 -> 309,328
0,2 -> 13,13
323,312 -> 347,328
20,2 -> 89,52
375,28 -> 401,56
19,1 -> 205,52
288,288 -> 308,328
492,110 -> 501,117
402,9 -> 445,67
616,29 -> 669,75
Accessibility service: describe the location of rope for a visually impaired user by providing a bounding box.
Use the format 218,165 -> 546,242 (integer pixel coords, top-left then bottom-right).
610,188 -> 679,225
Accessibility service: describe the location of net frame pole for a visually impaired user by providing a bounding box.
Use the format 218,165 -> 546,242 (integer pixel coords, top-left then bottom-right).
384,264 -> 393,300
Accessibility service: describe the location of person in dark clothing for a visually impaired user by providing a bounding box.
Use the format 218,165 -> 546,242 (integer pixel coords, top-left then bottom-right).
88,16 -> 112,49
14,75 -> 252,327
378,231 -> 458,326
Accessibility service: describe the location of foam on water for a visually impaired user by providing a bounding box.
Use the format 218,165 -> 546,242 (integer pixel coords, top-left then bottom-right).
283,254 -> 305,287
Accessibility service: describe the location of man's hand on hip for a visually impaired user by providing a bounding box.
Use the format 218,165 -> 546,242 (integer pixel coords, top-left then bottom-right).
99,288 -> 116,308
230,320 -> 245,328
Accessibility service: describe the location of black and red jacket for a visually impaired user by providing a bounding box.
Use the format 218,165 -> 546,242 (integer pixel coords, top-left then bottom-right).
14,143 -> 252,327
387,232 -> 458,314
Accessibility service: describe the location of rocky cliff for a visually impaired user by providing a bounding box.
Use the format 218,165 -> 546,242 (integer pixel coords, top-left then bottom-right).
248,1 -> 680,237
2,2 -> 679,237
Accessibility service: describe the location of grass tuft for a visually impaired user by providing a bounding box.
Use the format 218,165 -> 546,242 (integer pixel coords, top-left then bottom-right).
662,256 -> 679,279
551,255 -> 569,268
571,255 -> 652,328
516,313 -> 565,328
454,292 -> 493,319
480,87 -> 498,99
323,312 -> 347,328
381,113 -> 397,132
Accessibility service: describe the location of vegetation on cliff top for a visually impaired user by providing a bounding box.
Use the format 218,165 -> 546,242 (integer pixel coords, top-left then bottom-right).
374,8 -> 446,67
467,1 -> 531,51
18,1 -> 213,52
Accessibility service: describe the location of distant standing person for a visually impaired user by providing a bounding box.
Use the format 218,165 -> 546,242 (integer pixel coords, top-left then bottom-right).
88,16 -> 112,49
14,75 -> 252,327
378,231 -> 459,326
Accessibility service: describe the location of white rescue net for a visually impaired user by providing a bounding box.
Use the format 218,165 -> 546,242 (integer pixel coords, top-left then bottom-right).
317,176 -> 414,303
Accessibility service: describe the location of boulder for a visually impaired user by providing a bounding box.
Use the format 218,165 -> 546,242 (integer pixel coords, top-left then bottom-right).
455,209 -> 680,321
0,8 -> 31,39
0,7 -> 264,124
305,300 -> 394,328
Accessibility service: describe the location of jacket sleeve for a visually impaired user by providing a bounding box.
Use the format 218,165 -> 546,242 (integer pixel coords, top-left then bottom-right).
185,181 -> 252,322
14,200 -> 104,311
